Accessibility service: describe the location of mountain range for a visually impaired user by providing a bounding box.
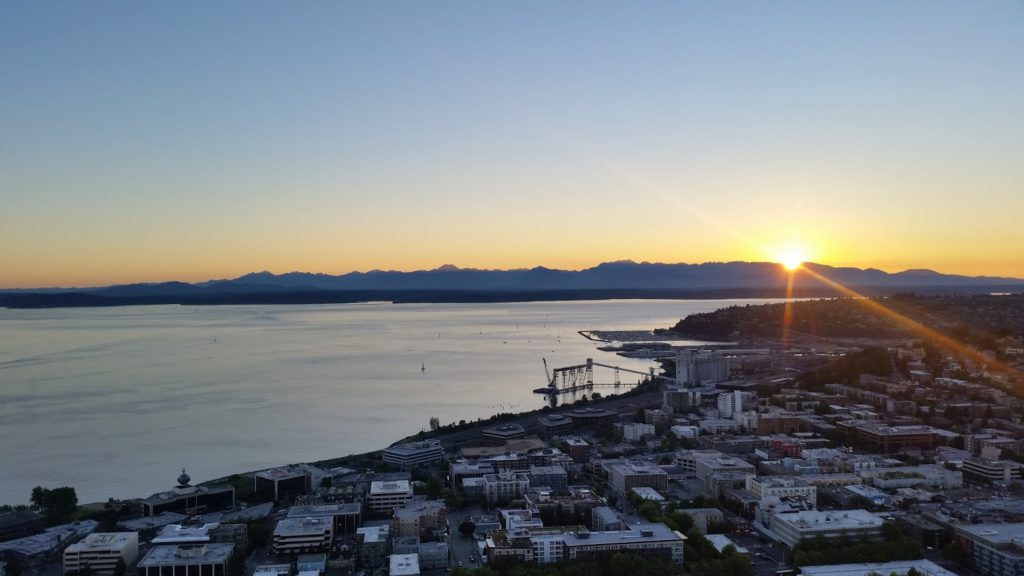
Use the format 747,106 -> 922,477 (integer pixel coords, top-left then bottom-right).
2,261 -> 1022,308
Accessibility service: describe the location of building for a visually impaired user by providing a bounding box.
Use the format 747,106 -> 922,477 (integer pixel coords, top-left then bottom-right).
382,440 -> 445,468
0,520 -> 99,569
630,487 -> 664,502
622,423 -> 655,443
0,512 -> 45,543
529,466 -> 568,494
800,560 -> 958,576
287,503 -> 361,534
717,391 -> 744,419
63,533 -> 139,576
608,462 -> 668,496
955,523 -> 1024,576
367,480 -> 413,513
699,419 -> 738,434
859,465 -> 962,489
482,472 -> 530,505
388,553 -> 420,576
537,414 -> 574,434
417,541 -> 448,570
255,467 -> 310,502
391,500 -> 446,538
355,525 -> 389,570
450,462 -> 494,489
483,424 -> 527,446
836,422 -> 941,454
563,437 -> 591,463
677,450 -> 756,487
591,507 -> 624,532
272,517 -> 332,555
137,544 -> 234,576
768,510 -> 883,548
142,470 -> 235,517
563,524 -> 686,565
682,508 -> 725,534
963,458 -> 1024,484
745,477 -> 816,503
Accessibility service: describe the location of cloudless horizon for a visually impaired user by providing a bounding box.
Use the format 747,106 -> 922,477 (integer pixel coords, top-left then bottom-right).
2,1 -> 1022,288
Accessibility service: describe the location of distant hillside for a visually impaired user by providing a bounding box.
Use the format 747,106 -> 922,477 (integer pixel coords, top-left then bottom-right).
663,293 -> 1024,340
2,261 -> 1022,308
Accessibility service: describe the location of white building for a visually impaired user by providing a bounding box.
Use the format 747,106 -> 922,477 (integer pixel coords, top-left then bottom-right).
64,533 -> 139,576
137,544 -> 234,576
623,423 -> 656,443
717,391 -> 744,419
745,476 -> 817,503
482,472 -> 530,505
768,510 -> 883,548
367,480 -> 413,513
272,517 -> 333,555
389,553 -> 420,576
383,440 -> 445,468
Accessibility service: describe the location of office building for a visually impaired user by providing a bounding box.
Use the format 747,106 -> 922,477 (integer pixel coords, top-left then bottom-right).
745,477 -> 816,503
143,471 -> 235,517
483,424 -> 527,446
482,472 -> 530,505
417,541 -> 448,570
367,481 -> 413,513
272,518 -> 332,555
769,510 -> 883,548
287,504 -> 361,534
529,466 -> 568,494
955,523 -> 1024,576
63,533 -> 139,576
622,423 -> 655,443
608,462 -> 668,496
355,525 -> 389,570
137,544 -> 234,576
255,467 -> 311,502
391,500 -> 446,538
382,440 -> 445,468
800,560 -> 957,576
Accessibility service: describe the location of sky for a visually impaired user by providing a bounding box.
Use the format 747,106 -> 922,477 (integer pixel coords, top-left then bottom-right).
1,1 -> 1022,288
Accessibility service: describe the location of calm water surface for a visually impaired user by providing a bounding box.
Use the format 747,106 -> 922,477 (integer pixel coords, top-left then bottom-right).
0,300 -> 775,503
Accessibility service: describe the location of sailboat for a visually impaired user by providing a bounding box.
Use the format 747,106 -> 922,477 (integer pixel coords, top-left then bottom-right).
421,362 -> 426,372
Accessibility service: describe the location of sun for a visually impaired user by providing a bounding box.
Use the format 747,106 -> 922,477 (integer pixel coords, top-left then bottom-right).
778,248 -> 806,271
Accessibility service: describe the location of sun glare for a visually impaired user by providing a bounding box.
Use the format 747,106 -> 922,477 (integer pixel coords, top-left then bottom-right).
779,248 -> 806,271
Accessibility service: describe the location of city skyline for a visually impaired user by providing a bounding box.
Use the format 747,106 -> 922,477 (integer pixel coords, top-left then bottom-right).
2,1 -> 1022,288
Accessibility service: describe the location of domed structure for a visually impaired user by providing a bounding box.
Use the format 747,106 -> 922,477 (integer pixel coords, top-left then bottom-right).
177,468 -> 191,487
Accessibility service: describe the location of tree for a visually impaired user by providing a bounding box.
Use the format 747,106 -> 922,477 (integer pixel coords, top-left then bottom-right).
30,486 -> 78,522
429,416 -> 440,431
459,519 -> 476,537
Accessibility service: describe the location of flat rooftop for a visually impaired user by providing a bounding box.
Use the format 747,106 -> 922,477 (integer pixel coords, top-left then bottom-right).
153,523 -> 218,544
118,512 -> 188,531
389,553 -> 420,576
287,503 -> 361,518
958,523 -> 1024,545
138,544 -> 234,567
356,525 -> 389,544
563,523 -> 684,546
385,440 -> 443,455
775,510 -> 882,530
369,480 -> 411,495
800,560 -> 958,576
65,533 -> 137,551
274,517 -> 331,536
0,520 -> 98,557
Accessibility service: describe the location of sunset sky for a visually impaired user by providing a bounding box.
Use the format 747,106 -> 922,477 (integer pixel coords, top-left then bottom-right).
2,1 -> 1022,288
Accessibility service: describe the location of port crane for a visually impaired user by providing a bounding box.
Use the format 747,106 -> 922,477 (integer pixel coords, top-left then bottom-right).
534,357 -> 675,395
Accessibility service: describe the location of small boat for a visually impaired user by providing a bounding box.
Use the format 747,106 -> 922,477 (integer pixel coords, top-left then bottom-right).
421,362 -> 426,372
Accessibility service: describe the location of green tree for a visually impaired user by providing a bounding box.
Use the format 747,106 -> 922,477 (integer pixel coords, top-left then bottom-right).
459,519 -> 476,537
30,486 -> 78,523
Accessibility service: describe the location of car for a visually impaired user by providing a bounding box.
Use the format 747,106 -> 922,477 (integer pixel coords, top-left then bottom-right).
458,562 -> 463,567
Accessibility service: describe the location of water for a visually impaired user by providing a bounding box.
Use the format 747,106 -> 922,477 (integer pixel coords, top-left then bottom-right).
0,299 -> 774,504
